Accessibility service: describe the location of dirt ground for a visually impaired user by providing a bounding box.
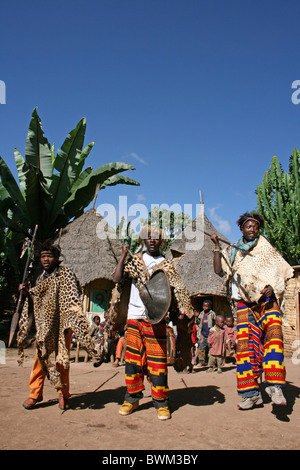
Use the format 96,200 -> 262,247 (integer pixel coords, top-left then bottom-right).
1,345 -> 300,452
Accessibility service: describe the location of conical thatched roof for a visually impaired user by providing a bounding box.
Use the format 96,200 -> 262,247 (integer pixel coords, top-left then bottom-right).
57,209 -> 123,287
166,211 -> 231,297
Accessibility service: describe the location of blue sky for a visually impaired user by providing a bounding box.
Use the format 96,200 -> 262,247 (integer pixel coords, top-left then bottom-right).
1,0 -> 300,242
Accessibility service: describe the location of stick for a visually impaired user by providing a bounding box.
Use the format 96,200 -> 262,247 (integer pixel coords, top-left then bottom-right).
8,225 -> 38,347
93,371 -> 119,393
204,230 -> 250,254
203,230 -> 231,246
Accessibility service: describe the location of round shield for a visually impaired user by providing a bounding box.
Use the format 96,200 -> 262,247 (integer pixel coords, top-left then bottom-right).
140,269 -> 171,324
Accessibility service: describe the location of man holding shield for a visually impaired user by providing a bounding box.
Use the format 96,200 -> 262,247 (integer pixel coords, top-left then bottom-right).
113,226 -> 171,420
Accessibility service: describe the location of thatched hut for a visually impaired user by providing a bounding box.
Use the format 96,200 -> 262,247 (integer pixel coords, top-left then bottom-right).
282,266 -> 300,357
166,210 -> 232,317
57,209 -> 123,320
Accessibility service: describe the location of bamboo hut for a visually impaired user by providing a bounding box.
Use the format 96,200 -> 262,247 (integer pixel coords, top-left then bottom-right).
57,209 -> 123,321
166,211 -> 233,317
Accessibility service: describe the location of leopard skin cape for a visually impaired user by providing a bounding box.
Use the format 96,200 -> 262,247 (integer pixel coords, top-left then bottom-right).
17,266 -> 97,390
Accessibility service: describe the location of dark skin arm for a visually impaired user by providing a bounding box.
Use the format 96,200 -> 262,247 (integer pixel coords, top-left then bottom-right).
210,233 -> 222,275
18,282 -> 30,297
113,244 -> 130,283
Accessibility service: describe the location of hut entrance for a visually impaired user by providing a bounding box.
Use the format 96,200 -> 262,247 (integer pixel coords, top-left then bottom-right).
191,296 -> 213,313
91,290 -> 108,315
191,295 -> 232,318
84,278 -> 114,322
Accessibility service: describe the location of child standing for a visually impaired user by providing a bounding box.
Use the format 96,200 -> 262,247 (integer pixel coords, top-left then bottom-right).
224,316 -> 237,360
207,315 -> 225,373
197,300 -> 216,366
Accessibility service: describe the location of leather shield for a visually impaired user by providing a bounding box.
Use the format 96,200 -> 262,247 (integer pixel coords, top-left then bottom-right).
140,269 -> 171,324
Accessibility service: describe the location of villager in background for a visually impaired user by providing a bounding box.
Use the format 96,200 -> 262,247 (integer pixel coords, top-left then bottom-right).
89,314 -> 102,359
206,314 -> 225,373
211,212 -> 294,410
196,300 -> 216,366
112,329 -> 126,367
224,316 -> 237,360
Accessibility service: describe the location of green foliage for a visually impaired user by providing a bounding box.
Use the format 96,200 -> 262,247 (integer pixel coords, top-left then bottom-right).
0,108 -> 140,277
0,254 -> 8,291
256,149 -> 300,265
140,206 -> 192,252
116,218 -> 141,255
117,207 -> 192,255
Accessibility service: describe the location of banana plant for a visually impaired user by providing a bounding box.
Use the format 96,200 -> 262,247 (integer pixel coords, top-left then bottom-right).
0,108 -> 140,276
256,150 -> 300,265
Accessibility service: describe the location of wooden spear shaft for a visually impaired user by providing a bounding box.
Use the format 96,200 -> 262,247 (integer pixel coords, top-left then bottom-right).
8,225 -> 38,347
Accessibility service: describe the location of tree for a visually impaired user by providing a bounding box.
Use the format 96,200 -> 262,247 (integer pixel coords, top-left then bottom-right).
256,149 -> 300,265
0,108 -> 140,276
140,206 -> 192,251
116,217 -> 141,254
116,207 -> 192,255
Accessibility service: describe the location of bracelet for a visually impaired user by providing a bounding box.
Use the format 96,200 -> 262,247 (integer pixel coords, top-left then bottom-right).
213,247 -> 221,252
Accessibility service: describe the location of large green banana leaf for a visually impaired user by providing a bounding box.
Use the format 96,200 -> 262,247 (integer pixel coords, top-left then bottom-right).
63,162 -> 140,220
0,156 -> 29,219
0,108 -> 141,275
25,107 -> 53,180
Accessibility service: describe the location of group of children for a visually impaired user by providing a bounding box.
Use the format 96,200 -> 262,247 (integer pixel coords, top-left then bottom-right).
190,300 -> 237,374
87,300 -> 236,375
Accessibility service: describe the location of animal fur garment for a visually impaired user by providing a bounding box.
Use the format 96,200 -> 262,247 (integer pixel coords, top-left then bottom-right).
106,253 -> 194,372
17,267 -> 97,390
221,235 -> 294,306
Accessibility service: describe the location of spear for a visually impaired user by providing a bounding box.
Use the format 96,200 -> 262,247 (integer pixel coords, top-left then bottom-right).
8,224 -> 38,347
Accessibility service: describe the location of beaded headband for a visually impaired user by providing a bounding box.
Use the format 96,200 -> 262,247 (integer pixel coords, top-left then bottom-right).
241,217 -> 260,229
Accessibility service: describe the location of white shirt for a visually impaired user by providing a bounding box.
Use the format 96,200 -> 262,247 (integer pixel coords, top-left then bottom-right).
127,252 -> 165,320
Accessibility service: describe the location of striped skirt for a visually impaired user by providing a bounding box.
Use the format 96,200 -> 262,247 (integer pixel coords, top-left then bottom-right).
236,301 -> 286,395
125,319 -> 169,402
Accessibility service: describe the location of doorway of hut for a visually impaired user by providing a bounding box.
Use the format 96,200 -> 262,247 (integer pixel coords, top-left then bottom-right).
191,295 -> 232,318
191,296 -> 213,315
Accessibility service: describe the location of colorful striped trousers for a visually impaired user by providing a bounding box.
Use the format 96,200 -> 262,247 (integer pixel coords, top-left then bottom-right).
124,319 -> 169,407
236,301 -> 286,396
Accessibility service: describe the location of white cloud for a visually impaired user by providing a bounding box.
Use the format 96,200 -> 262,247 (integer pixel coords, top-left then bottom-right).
122,152 -> 148,165
208,205 -> 231,235
136,193 -> 146,202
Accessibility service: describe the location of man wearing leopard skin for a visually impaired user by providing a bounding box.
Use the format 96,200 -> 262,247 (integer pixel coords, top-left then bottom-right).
211,212 -> 293,411
113,226 -> 172,420
18,241 -> 96,411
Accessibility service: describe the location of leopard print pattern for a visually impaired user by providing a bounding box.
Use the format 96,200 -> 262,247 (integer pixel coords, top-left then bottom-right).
152,259 -> 194,318
17,267 -> 97,390
123,254 -> 150,288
